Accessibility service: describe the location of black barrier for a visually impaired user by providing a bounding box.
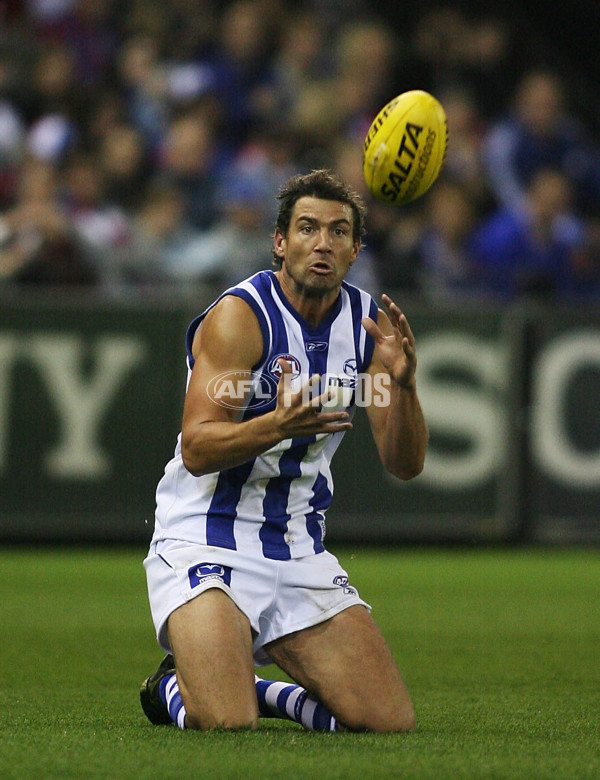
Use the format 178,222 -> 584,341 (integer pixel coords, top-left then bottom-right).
0,291 -> 598,544
0,293 -> 195,542
525,307 -> 600,543
328,303 -> 522,543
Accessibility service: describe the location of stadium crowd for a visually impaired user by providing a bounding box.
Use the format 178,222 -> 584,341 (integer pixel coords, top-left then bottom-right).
1,0 -> 600,301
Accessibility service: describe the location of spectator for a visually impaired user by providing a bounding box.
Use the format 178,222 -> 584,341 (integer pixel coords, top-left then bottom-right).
0,156 -> 97,286
29,0 -> 119,88
115,34 -> 170,154
204,0 -> 279,147
224,127 -> 297,224
187,166 -> 275,288
60,150 -> 131,291
333,18 -> 402,137
435,85 -> 493,210
0,101 -> 24,208
126,180 -> 224,286
98,121 -> 150,210
21,41 -> 83,161
416,179 -> 481,302
157,106 -> 224,231
468,167 -> 599,301
126,168 -> 274,290
288,17 -> 400,153
411,6 -> 514,118
85,88 -> 129,150
372,202 -> 428,296
268,8 -> 331,120
482,69 -> 600,219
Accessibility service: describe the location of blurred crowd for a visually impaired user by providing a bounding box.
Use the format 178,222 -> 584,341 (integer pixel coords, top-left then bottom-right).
1,0 -> 600,303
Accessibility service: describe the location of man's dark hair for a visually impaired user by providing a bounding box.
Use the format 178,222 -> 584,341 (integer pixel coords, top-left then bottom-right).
272,169 -> 367,265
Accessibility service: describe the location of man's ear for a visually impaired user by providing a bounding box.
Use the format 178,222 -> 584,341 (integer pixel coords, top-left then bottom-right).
273,227 -> 286,258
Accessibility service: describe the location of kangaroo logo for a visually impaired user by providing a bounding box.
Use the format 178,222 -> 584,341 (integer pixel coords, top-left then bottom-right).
188,562 -> 232,589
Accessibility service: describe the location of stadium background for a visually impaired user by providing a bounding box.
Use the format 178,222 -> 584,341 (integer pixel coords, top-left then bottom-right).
1,0 -> 599,547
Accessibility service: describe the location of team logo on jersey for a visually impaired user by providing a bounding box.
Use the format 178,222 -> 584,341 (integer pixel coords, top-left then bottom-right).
269,353 -> 302,379
343,358 -> 358,375
306,341 -> 328,352
188,562 -> 232,589
207,370 -> 277,409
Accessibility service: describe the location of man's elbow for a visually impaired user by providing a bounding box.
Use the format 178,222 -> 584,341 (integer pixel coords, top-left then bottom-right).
181,438 -> 207,477
387,462 -> 424,481
383,451 -> 426,481
182,454 -> 204,477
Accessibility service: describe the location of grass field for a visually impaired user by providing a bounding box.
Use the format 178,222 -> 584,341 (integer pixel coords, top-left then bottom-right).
0,546 -> 598,779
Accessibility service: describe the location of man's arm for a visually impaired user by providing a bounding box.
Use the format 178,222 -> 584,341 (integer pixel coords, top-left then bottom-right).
181,295 -> 352,476
362,294 -> 428,480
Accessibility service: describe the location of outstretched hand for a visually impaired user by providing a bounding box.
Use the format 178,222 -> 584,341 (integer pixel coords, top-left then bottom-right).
272,358 -> 353,437
361,294 -> 418,389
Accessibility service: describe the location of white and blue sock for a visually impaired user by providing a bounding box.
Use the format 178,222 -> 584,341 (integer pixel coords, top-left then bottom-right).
157,673 -> 338,731
159,674 -> 187,729
255,676 -> 338,731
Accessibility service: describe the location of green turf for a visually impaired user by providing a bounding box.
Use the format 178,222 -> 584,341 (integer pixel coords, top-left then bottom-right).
1,546 -> 598,779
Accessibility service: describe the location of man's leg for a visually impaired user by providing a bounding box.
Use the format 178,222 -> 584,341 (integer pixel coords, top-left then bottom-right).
167,588 -> 259,730
264,605 -> 415,733
141,654 -> 340,732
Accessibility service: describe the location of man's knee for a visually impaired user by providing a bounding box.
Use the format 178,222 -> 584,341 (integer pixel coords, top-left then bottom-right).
339,693 -> 416,733
181,690 -> 259,731
385,700 -> 416,733
185,712 -> 259,731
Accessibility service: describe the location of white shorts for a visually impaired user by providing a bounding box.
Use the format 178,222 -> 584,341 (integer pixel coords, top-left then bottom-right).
143,541 -> 371,666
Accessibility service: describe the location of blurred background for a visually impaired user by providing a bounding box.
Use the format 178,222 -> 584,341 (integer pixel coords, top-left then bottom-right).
1,0 -> 599,547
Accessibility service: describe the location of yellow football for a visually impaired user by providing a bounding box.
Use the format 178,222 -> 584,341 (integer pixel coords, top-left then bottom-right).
363,90 -> 448,205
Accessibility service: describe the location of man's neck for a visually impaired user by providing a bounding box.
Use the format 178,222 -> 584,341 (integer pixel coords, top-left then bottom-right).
275,269 -> 340,328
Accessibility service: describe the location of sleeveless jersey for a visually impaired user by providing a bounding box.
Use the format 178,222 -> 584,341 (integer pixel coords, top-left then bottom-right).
152,270 -> 378,560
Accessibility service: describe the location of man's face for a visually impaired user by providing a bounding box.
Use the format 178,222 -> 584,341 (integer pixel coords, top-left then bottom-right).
274,196 -> 360,297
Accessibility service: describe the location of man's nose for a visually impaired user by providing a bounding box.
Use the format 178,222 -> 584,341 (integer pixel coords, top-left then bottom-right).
315,228 -> 332,250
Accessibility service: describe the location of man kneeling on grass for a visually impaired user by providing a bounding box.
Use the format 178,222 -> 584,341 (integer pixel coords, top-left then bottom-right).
140,170 -> 428,732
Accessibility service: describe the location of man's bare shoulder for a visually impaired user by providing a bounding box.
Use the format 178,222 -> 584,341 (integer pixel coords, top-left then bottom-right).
193,294 -> 264,369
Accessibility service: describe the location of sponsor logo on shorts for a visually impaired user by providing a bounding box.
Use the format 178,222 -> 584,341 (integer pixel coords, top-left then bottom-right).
333,574 -> 357,596
188,562 -> 232,589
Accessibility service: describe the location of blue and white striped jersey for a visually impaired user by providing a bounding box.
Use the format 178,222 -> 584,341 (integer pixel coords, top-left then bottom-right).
152,270 -> 378,560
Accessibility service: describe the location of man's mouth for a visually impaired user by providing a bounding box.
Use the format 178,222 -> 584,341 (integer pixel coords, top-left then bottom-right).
309,261 -> 333,275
